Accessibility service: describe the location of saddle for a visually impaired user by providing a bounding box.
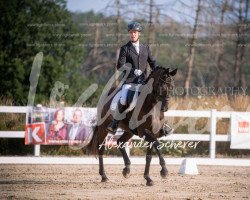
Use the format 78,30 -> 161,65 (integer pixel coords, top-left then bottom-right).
110,84 -> 141,112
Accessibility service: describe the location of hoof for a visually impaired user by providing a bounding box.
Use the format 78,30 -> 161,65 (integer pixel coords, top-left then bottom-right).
101,177 -> 109,182
160,169 -> 168,178
146,180 -> 154,186
122,167 -> 130,178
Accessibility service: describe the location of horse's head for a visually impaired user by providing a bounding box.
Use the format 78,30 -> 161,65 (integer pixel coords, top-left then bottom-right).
148,67 -> 177,112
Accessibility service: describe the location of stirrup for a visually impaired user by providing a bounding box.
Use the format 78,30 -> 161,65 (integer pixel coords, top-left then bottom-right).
162,123 -> 174,136
107,120 -> 119,134
107,126 -> 117,134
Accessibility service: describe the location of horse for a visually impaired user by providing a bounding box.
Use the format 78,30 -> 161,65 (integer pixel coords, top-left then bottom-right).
87,66 -> 177,186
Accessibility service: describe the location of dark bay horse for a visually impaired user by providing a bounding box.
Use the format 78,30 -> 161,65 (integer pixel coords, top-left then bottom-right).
87,67 -> 177,186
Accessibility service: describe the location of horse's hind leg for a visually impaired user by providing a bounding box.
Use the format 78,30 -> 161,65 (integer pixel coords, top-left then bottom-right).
117,132 -> 133,178
144,145 -> 154,186
98,144 -> 108,182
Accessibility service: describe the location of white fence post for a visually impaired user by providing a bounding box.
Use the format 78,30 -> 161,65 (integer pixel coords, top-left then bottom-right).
34,145 -> 40,157
210,109 -> 217,159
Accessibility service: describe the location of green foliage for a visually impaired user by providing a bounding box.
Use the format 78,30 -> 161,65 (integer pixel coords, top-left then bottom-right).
0,0 -> 87,105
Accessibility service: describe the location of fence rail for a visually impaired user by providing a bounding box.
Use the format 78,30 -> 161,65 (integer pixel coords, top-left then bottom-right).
0,106 -> 246,160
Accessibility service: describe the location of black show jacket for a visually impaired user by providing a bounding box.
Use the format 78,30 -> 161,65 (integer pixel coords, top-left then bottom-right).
117,41 -> 157,84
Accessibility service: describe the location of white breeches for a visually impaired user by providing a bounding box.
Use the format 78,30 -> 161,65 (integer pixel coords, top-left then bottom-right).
120,84 -> 132,105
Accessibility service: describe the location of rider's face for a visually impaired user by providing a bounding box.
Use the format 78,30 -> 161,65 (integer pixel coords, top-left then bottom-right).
129,30 -> 140,42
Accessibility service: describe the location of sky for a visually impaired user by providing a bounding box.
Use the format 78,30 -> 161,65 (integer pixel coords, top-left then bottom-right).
66,0 -> 196,24
66,0 -> 108,13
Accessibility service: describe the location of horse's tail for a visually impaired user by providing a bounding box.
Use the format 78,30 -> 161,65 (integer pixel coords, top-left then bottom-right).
86,125 -> 99,156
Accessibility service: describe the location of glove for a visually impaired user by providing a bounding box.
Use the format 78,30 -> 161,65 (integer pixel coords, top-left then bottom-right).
134,69 -> 143,76
153,65 -> 159,71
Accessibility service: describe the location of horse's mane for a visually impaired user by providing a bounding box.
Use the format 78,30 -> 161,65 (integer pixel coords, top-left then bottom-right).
145,66 -> 167,83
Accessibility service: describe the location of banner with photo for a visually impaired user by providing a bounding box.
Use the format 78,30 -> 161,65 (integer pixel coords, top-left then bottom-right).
230,112 -> 250,149
25,105 -> 96,146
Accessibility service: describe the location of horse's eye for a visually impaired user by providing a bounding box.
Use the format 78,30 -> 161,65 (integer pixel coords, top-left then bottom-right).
165,77 -> 171,82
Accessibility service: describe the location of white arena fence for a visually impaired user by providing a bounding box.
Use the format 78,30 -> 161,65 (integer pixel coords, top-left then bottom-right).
0,106 -> 250,166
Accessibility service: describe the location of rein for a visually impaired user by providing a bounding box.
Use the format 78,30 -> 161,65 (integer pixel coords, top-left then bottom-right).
144,69 -> 173,111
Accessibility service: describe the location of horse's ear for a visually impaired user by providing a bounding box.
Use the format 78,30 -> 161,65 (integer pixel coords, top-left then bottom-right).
165,68 -> 170,74
169,68 -> 177,76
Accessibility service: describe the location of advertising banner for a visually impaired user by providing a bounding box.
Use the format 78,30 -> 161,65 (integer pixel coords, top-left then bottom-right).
230,112 -> 250,149
25,105 -> 96,146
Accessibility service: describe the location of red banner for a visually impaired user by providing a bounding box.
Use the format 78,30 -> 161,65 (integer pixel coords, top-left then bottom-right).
25,123 -> 46,145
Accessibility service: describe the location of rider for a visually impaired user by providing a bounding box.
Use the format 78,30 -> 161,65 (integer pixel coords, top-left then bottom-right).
107,21 -> 172,135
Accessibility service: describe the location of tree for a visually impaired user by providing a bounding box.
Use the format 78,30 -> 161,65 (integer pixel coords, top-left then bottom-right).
233,0 -> 249,87
0,0 -> 85,105
184,0 -> 202,96
214,0 -> 228,89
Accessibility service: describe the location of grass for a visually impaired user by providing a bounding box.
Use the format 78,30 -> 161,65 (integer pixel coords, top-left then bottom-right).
169,95 -> 249,111
167,95 -> 250,135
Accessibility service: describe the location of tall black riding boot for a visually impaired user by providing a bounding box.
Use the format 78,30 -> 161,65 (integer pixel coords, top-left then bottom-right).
107,102 -> 127,134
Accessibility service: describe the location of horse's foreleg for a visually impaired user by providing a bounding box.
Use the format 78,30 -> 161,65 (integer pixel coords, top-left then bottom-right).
144,145 -> 154,186
144,130 -> 168,179
98,144 -> 108,182
153,139 -> 168,178
117,132 -> 133,178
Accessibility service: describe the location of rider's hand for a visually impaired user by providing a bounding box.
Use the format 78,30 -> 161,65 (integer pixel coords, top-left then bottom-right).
134,69 -> 143,76
153,65 -> 159,71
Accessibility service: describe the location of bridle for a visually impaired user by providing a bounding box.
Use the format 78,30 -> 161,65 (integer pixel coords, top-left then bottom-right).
152,70 -> 174,111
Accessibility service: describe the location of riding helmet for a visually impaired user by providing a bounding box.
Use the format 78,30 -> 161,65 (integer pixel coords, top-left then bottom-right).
128,21 -> 142,32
